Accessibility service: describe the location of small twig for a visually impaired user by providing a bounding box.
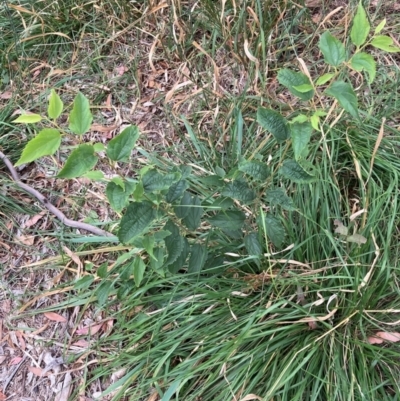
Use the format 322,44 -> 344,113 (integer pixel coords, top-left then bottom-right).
0,151 -> 115,238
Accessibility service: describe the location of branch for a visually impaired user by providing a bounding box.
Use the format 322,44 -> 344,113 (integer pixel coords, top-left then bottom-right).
0,151 -> 116,238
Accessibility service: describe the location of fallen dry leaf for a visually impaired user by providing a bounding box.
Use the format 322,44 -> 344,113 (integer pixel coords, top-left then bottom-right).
0,391 -> 6,400
9,356 -> 23,365
72,339 -> 90,347
24,211 -> 46,228
90,123 -> 118,133
28,366 -> 50,377
15,234 -> 35,246
44,312 -> 67,323
368,331 -> 400,344
76,323 -> 103,336
0,91 -> 12,100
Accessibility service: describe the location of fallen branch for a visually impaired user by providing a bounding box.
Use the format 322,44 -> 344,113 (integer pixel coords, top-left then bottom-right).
0,151 -> 115,238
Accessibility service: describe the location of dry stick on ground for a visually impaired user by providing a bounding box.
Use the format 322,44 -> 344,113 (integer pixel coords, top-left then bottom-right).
0,151 -> 115,238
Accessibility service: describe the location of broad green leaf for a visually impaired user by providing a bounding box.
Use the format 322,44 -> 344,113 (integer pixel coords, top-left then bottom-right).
14,114 -> 42,123
133,256 -> 146,287
93,143 -> 105,152
183,195 -> 203,230
142,169 -> 180,192
346,233 -> 367,245
277,69 -> 314,100
133,181 -> 144,201
68,92 -> 93,135
143,235 -> 156,260
319,31 -> 346,67
221,179 -> 256,204
97,262 -> 109,278
290,122 -> 313,160
150,247 -> 165,271
175,191 -> 192,219
47,89 -> 64,119
118,201 -> 157,243
238,160 -> 270,181
215,166 -> 226,177
96,280 -> 113,306
350,52 -> 376,84
292,83 -> 314,93
106,125 -> 139,161
169,238 -> 189,273
163,221 -> 185,268
257,107 -> 290,143
310,114 -> 320,131
119,261 -> 134,281
371,35 -> 400,52
277,69 -> 314,101
291,114 -> 308,124
15,128 -> 61,166
315,73 -> 335,86
265,214 -> 285,248
188,244 -> 208,273
280,159 -> 316,183
112,176 -> 125,189
73,275 -> 94,291
208,210 -> 246,231
58,144 -> 98,178
374,19 -> 386,34
83,170 -> 104,180
166,179 -> 189,203
265,188 -> 295,210
200,175 -> 224,187
106,180 -> 135,212
350,2 -> 370,47
325,81 -> 359,118
209,197 -> 234,210
244,232 -> 263,263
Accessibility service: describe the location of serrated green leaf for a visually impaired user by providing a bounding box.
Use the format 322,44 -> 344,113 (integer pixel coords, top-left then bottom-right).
374,19 -> 386,34
280,159 -> 316,183
325,81 -> 359,118
74,275 -> 94,290
58,144 -> 98,178
112,176 -> 125,189
164,221 -> 185,268
118,201 -> 157,243
106,125 -> 139,161
277,69 -> 314,100
142,169 -> 180,192
238,160 -> 270,181
106,180 -> 135,212
183,195 -> 203,230
265,188 -> 295,210
96,280 -> 113,306
371,35 -> 400,52
15,128 -> 61,166
133,181 -> 144,201
169,238 -> 189,274
257,107 -> 290,143
68,92 -> 93,135
200,175 -> 224,187
221,179 -> 256,203
133,256 -> 146,287
319,31 -> 346,67
14,114 -> 42,124
47,89 -> 64,119
244,232 -> 263,263
97,262 -> 109,278
265,214 -> 285,248
208,210 -> 246,230
83,170 -> 104,180
350,3 -> 370,47
350,52 -> 376,84
188,244 -> 208,273
209,197 -> 234,210
315,73 -> 335,86
166,179 -> 189,203
174,191 -> 192,219
290,122 -> 313,160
